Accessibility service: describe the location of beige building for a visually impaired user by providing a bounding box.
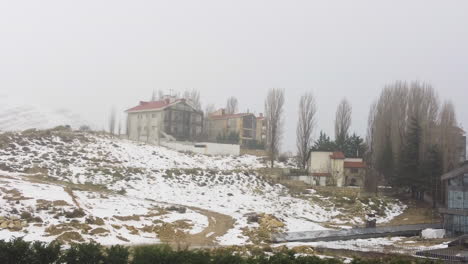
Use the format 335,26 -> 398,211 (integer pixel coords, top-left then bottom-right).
206,109 -> 260,147
126,97 -> 203,144
308,152 -> 367,187
256,113 -> 267,146
344,158 -> 367,186
308,151 -> 346,187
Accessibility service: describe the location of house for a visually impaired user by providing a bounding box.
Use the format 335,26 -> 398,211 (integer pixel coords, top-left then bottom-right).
125,97 -> 203,144
344,158 -> 367,186
205,109 -> 259,147
307,151 -> 367,187
439,164 -> 468,235
308,151 -> 345,187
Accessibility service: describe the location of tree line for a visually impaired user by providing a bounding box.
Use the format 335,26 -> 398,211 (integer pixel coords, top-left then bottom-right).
367,81 -> 464,203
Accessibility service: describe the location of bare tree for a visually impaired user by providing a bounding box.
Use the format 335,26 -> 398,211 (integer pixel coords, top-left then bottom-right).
118,119 -> 122,136
183,89 -> 202,111
296,92 -> 317,170
438,101 -> 461,172
265,88 -> 285,168
335,98 -> 352,146
204,104 -> 216,117
226,96 -> 238,115
109,107 -> 116,136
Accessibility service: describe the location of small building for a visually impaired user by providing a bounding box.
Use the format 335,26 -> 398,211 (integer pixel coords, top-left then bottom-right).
308,151 -> 346,187
125,97 -> 203,144
344,158 -> 367,186
206,109 -> 260,147
440,164 -> 468,236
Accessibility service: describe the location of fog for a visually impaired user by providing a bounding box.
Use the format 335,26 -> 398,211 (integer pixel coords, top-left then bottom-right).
1,0 -> 467,151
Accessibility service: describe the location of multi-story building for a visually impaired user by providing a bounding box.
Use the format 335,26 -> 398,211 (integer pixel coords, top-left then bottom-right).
205,109 -> 260,147
440,164 -> 468,235
125,97 -> 203,144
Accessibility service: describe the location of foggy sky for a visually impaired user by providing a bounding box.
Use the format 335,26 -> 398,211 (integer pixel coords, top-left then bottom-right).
1,0 -> 467,152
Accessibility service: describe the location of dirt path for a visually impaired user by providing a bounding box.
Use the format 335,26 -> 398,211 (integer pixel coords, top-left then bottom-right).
385,199 -> 440,226
184,206 -> 235,247
1,173 -> 236,247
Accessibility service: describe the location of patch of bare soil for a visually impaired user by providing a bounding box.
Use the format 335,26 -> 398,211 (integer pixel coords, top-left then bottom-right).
385,199 -> 440,226
170,206 -> 235,248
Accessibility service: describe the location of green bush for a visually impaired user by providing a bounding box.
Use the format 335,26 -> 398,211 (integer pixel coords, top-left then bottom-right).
62,243 -> 103,264
104,245 -> 129,264
30,241 -> 62,264
0,238 -> 443,264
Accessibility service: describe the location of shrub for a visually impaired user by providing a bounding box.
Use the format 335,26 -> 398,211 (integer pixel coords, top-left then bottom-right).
30,241 -> 62,264
104,245 -> 130,264
62,243 -> 103,264
0,237 -> 33,264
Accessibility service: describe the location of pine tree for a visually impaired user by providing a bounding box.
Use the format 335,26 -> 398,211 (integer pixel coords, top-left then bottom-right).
398,117 -> 422,198
312,131 -> 336,151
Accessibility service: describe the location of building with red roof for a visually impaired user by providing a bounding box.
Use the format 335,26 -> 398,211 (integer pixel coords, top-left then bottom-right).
307,151 -> 367,187
125,96 -> 203,143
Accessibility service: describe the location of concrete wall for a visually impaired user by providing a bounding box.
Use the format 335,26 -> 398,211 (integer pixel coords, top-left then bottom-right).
331,158 -> 345,187
161,141 -> 240,156
127,111 -> 163,144
288,175 -> 327,186
309,152 -> 332,174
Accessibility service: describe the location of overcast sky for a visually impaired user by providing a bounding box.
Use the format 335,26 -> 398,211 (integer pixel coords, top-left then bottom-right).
1,0 -> 467,152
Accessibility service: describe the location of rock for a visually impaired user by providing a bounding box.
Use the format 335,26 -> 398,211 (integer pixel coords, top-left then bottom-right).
8,223 -> 15,229
1,221 -> 8,229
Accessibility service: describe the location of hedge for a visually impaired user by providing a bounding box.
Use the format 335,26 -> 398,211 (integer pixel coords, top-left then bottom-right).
0,238 -> 441,264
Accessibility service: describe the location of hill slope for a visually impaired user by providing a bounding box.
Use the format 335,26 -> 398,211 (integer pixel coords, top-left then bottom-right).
0,129 -> 405,246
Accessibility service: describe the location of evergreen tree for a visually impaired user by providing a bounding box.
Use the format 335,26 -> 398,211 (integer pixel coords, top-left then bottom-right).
312,131 -> 336,151
398,117 -> 423,197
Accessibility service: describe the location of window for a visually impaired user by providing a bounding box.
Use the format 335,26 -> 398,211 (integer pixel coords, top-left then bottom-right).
351,168 -> 359,174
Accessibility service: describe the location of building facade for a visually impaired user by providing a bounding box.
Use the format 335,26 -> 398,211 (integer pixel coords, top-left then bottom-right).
344,158 -> 367,186
126,98 -> 203,144
206,110 -> 260,147
307,152 -> 367,187
440,164 -> 468,235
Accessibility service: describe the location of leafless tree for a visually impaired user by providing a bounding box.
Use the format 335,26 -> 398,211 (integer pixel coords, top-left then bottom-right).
183,89 -> 202,111
296,92 -> 317,170
438,101 -> 461,172
118,119 -> 122,136
204,104 -> 216,117
109,107 -> 116,136
265,88 -> 285,168
335,98 -> 352,145
226,96 -> 238,115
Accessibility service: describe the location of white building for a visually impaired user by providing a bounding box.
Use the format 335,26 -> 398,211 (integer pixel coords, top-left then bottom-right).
125,97 -> 203,144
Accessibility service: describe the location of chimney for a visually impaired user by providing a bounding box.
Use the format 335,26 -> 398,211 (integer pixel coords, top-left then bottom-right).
221,109 -> 225,115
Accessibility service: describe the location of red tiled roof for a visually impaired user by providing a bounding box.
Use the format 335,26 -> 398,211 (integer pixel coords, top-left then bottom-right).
330,152 -> 345,159
311,172 -> 331,177
209,113 -> 253,120
344,161 -> 367,169
126,99 -> 184,112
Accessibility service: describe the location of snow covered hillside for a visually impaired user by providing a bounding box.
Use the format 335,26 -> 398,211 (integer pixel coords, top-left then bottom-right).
0,128 -> 406,246
0,95 -> 90,132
